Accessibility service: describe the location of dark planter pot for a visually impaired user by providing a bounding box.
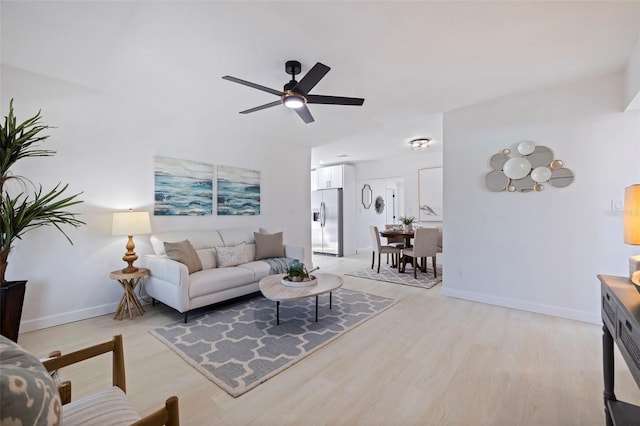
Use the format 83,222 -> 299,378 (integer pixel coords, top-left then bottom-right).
0,280 -> 27,342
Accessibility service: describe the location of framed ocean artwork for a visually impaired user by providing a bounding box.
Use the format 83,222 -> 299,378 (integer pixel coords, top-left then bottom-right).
418,167 -> 443,222
217,165 -> 261,216
154,156 -> 213,216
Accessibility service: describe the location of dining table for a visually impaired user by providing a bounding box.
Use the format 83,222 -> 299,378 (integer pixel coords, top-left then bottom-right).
379,228 -> 414,247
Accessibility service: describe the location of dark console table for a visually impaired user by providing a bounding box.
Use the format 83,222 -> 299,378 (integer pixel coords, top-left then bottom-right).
599,275 -> 640,426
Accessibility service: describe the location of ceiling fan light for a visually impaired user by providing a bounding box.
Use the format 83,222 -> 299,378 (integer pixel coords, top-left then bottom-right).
282,92 -> 306,109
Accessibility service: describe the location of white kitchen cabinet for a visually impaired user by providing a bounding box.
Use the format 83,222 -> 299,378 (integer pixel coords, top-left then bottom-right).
314,165 -> 344,189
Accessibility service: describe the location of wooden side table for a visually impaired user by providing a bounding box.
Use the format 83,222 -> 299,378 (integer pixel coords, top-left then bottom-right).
109,268 -> 149,320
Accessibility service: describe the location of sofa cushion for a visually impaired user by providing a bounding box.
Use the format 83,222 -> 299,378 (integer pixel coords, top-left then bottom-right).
62,386 -> 141,426
237,260 -> 272,281
164,240 -> 202,274
215,243 -> 252,268
254,232 -> 285,260
0,335 -> 62,426
189,267 -> 255,297
196,248 -> 217,270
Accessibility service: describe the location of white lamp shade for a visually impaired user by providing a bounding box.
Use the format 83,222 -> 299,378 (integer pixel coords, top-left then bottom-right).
624,184 -> 640,245
112,211 -> 151,236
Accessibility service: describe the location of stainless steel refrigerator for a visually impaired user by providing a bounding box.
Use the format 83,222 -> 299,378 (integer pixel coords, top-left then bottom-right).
311,188 -> 343,256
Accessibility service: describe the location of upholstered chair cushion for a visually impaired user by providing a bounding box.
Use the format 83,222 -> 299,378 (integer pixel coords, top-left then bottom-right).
254,232 -> 285,260
62,387 -> 141,426
0,335 -> 62,426
164,239 -> 203,274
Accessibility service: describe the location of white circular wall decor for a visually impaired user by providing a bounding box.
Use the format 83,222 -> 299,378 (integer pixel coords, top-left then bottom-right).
503,158 -> 532,180
517,140 -> 536,155
531,166 -> 552,183
484,141 -> 573,193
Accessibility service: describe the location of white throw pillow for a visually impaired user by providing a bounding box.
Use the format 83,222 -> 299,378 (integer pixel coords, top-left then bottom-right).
216,242 -> 251,268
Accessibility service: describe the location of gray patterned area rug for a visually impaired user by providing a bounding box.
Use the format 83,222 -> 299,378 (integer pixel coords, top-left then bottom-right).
150,288 -> 395,397
345,263 -> 443,289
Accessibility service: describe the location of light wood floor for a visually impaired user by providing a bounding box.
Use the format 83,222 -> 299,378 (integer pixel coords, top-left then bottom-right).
18,253 -> 640,425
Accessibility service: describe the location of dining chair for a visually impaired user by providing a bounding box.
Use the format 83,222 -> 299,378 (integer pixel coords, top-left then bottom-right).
401,227 -> 439,279
369,225 -> 402,273
384,224 -> 405,266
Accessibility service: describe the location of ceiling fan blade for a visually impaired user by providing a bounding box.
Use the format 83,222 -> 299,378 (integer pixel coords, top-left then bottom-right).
239,100 -> 282,114
293,62 -> 330,95
295,105 -> 315,124
307,94 -> 365,106
222,75 -> 283,96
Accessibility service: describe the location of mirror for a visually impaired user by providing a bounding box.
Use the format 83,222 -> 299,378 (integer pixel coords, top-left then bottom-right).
549,168 -> 574,188
489,153 -> 509,171
526,145 -> 554,168
484,142 -> 573,194
511,174 -> 536,192
484,170 -> 509,192
361,184 -> 372,209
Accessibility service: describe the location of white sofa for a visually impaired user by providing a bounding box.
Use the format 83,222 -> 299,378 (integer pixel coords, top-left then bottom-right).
143,227 -> 303,322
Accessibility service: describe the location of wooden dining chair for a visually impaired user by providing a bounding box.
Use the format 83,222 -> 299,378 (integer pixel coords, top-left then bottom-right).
401,228 -> 439,279
369,225 -> 402,273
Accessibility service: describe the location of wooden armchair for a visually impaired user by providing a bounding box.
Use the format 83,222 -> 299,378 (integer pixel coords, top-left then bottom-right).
42,335 -> 179,426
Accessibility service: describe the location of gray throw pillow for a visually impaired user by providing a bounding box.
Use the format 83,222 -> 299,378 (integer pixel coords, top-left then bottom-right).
164,239 -> 203,274
0,335 -> 62,426
254,232 -> 285,260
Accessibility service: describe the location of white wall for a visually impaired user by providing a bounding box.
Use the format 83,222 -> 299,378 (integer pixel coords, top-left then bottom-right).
1,66 -> 312,332
623,37 -> 640,111
441,71 -> 640,324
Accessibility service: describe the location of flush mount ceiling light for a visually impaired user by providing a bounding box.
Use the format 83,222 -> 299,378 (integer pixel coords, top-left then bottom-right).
409,138 -> 431,150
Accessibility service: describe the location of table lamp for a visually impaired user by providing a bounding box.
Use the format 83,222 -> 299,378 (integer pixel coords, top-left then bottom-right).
112,210 -> 151,273
624,184 -> 640,288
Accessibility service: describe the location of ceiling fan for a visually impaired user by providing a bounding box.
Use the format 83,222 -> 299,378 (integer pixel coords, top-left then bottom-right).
222,60 -> 365,124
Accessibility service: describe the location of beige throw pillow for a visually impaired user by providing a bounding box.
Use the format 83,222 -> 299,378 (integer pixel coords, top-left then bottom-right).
164,239 -> 203,274
215,242 -> 251,268
254,231 -> 285,260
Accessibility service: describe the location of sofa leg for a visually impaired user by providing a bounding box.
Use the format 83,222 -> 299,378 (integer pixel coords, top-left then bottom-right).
183,312 -> 189,323
152,298 -> 156,307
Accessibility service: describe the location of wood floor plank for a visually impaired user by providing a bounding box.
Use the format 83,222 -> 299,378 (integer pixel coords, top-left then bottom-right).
16,253 -> 640,425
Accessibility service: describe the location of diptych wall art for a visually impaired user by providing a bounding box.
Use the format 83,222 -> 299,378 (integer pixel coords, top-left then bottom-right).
418,167 -> 443,221
154,156 -> 213,216
217,165 -> 261,216
153,156 -> 261,216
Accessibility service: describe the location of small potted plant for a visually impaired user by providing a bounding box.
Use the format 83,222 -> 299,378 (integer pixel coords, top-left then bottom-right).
287,260 -> 307,282
399,216 -> 416,232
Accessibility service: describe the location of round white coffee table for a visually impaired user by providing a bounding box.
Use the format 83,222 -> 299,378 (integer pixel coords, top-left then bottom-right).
259,273 -> 343,325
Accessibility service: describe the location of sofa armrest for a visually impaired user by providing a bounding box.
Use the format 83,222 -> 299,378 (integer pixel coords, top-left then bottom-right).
143,255 -> 189,287
284,244 -> 304,262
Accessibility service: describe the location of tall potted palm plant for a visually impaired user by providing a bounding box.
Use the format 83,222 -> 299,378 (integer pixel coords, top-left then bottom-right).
0,100 -> 84,341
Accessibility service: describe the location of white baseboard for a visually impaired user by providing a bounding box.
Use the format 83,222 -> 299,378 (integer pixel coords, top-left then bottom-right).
20,301 -> 144,333
440,287 -> 601,325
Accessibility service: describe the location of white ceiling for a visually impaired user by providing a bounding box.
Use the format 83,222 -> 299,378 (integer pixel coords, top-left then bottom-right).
2,1 -> 639,168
